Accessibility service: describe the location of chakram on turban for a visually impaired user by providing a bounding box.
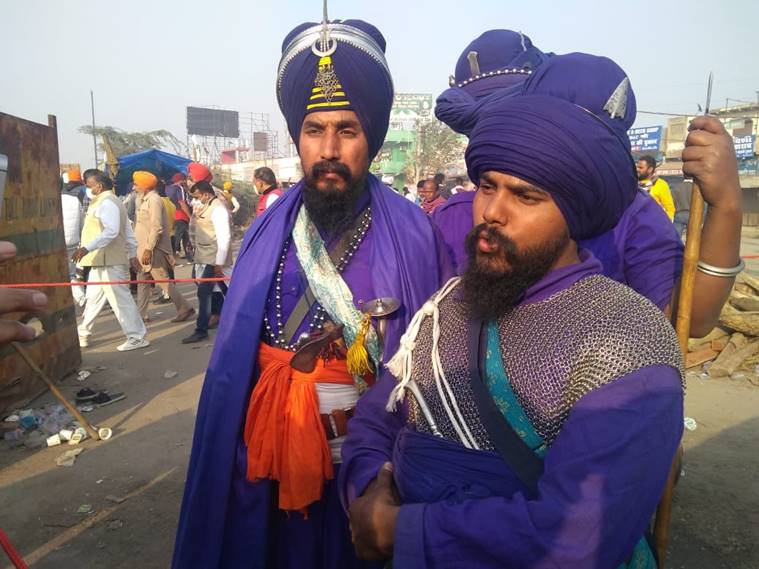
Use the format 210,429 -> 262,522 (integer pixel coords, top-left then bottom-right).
276,19 -> 394,160
465,94 -> 637,241
522,52 -> 637,150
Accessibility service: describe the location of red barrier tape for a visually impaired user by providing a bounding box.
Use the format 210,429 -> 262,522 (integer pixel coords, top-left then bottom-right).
0,527 -> 28,569
0,277 -> 231,289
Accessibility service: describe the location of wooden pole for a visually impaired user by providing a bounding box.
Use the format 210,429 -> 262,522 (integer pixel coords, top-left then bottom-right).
653,184 -> 705,565
11,342 -> 100,441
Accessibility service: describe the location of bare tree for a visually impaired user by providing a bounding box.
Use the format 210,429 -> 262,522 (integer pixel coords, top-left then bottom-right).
78,125 -> 186,157
406,120 -> 466,183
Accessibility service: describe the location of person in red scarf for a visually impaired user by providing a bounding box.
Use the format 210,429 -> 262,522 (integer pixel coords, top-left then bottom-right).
166,173 -> 194,262
419,179 -> 446,214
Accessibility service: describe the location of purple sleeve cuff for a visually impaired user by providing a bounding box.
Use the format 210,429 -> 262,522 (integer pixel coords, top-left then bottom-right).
393,503 -> 427,568
342,461 -> 384,507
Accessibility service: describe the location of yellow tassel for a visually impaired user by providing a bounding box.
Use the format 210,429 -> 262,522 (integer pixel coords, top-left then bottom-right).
347,313 -> 373,376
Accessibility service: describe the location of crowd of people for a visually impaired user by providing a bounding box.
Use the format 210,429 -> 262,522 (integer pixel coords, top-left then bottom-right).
396,157 -> 685,234
0,14 -> 745,569
57,162 -> 287,350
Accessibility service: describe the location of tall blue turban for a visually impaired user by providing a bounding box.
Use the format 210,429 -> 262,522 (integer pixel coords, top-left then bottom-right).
436,29 -> 551,135
277,19 -> 394,159
522,52 -> 637,149
465,94 -> 637,240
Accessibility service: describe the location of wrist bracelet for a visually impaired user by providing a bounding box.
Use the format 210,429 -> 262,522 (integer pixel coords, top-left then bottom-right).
696,258 -> 745,278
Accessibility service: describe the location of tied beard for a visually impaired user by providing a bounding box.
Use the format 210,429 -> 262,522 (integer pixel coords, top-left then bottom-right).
303,160 -> 366,237
460,223 -> 570,320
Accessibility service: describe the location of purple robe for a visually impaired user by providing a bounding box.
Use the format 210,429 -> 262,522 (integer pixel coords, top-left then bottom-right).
339,253 -> 684,568
173,175 -> 451,568
430,192 -> 477,273
431,190 -> 684,309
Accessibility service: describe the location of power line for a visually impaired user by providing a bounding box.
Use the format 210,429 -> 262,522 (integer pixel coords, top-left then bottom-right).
638,110 -> 691,117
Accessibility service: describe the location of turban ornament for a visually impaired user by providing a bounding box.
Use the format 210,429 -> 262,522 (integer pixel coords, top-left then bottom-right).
276,6 -> 394,159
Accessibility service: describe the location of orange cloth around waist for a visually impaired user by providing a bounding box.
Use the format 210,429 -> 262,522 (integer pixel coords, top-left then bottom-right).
243,342 -> 355,512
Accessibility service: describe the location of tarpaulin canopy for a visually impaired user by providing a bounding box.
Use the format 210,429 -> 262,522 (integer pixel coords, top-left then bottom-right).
115,148 -> 191,195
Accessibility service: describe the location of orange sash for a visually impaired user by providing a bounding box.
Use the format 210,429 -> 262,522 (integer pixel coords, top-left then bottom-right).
243,342 -> 354,512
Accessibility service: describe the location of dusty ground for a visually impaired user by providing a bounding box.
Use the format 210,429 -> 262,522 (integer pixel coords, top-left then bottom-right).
0,239 -> 758,568
0,262 -> 206,569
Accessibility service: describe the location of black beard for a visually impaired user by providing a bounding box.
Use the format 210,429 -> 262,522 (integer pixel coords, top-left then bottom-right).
303,160 -> 366,237
460,223 -> 570,320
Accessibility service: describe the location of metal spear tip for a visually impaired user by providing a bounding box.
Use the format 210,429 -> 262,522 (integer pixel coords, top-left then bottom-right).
363,297 -> 400,317
704,72 -> 714,115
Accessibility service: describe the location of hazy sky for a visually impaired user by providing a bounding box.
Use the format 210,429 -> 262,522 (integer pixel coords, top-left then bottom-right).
2,0 -> 758,167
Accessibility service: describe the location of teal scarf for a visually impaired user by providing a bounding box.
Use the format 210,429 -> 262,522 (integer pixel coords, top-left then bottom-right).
483,321 -> 656,569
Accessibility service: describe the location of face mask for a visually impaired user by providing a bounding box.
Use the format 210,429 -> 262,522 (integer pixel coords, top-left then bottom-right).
85,187 -> 94,200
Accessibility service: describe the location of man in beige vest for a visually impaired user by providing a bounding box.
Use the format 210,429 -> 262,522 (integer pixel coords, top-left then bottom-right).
182,180 -> 232,344
72,171 -> 149,352
132,171 -> 195,323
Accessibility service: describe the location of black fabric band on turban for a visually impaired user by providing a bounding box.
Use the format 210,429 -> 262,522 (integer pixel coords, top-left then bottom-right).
277,20 -> 394,160
465,94 -> 637,241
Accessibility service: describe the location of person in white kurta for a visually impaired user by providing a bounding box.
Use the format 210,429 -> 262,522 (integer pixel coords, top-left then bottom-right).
72,172 -> 149,352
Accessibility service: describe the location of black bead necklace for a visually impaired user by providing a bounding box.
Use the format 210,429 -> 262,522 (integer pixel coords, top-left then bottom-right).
264,207 -> 372,351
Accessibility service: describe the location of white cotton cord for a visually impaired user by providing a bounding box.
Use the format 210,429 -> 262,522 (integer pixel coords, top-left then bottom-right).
385,278 -> 460,412
429,284 -> 479,450
385,303 -> 429,411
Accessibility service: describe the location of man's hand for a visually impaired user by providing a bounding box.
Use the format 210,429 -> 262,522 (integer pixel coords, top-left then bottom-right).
213,264 -> 225,278
129,257 -> 142,273
349,462 -> 400,561
141,249 -> 153,266
0,241 -> 48,345
683,116 -> 742,211
71,247 -> 89,263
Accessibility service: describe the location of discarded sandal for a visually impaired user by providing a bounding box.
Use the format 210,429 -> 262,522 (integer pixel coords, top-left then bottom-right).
75,388 -> 98,402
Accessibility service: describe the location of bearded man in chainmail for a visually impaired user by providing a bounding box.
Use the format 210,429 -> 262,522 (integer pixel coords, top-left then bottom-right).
341,94 -> 685,569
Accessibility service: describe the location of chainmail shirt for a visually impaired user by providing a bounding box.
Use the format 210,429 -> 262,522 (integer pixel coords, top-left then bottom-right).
405,275 -> 684,449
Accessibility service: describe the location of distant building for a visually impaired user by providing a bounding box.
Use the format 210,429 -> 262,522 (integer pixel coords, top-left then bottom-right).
628,101 -> 759,224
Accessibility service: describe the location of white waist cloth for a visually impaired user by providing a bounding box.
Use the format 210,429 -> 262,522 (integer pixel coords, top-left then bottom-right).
315,382 -> 360,463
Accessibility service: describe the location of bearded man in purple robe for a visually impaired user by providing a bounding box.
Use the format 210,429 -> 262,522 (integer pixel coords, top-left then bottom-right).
341,94 -> 686,568
172,16 -> 449,569
433,30 -> 743,338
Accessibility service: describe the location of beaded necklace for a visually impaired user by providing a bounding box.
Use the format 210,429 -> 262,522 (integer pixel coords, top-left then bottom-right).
264,207 -> 372,351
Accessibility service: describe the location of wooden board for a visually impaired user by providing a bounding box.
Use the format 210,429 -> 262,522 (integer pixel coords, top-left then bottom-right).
687,326 -> 730,351
720,305 -> 759,337
0,112 -> 81,413
685,346 -> 719,369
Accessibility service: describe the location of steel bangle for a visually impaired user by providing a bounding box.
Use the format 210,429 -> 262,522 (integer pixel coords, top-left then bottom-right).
696,258 -> 745,278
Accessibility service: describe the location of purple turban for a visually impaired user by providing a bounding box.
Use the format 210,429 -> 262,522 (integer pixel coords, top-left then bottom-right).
522,52 -> 637,147
465,94 -> 637,240
436,29 -> 551,135
277,19 -> 394,159
449,30 -> 550,97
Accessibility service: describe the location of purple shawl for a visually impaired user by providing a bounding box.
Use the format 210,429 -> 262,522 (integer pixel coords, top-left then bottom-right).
172,175 -> 446,568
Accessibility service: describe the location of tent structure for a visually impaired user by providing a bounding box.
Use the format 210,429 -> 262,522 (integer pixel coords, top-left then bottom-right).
114,149 -> 192,195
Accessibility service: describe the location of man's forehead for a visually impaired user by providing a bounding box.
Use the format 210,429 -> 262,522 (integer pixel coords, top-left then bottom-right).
480,170 -> 547,193
303,110 -> 362,127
